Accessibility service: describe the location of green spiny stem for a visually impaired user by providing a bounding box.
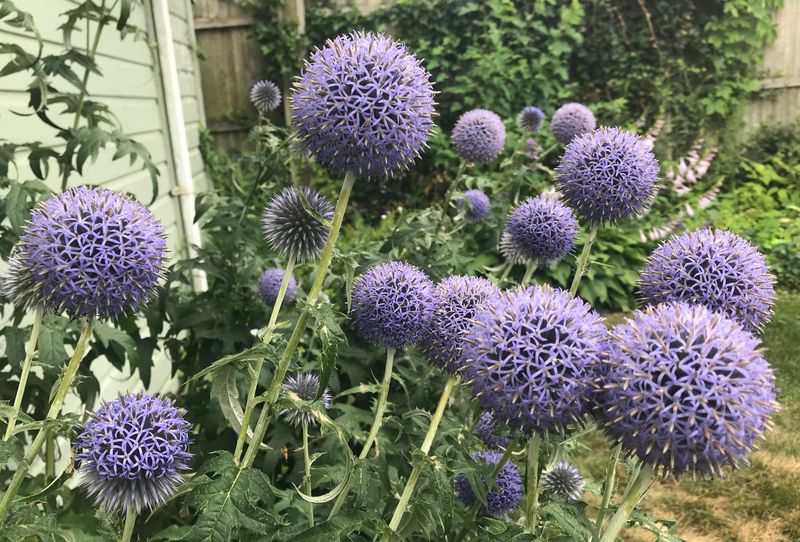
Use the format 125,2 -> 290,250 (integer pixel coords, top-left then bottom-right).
593,443 -> 622,541
384,376 -> 457,538
302,420 -> 314,527
521,260 -> 538,286
432,161 -> 467,247
569,223 -> 599,296
499,261 -> 513,285
121,509 -> 137,542
328,347 -> 396,518
4,307 -> 44,440
0,321 -> 93,522
241,171 -> 355,470
234,256 -> 296,463
599,465 -> 655,542
524,434 -> 541,534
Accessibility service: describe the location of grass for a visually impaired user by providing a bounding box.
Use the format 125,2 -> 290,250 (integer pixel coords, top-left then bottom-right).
588,293 -> 800,542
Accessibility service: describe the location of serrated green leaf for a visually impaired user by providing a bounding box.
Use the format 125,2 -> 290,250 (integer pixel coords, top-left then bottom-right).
3,326 -> 26,366
92,321 -> 138,369
188,342 -> 270,383
37,318 -> 69,370
300,298 -> 346,400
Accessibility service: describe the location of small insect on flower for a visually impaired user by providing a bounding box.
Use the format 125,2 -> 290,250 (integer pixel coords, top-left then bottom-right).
259,268 -> 297,305
597,302 -> 779,479
540,462 -> 585,501
250,79 -> 282,113
451,109 -> 506,164
12,186 -> 167,321
517,106 -> 545,133
504,194 -> 579,266
74,393 -> 192,514
551,103 -> 596,145
262,187 -> 335,264
455,189 -> 491,222
280,373 -> 333,428
291,31 -> 436,180
455,450 -> 522,517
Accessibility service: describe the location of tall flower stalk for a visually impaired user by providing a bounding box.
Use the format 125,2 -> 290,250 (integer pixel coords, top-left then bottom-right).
3,307 -> 43,440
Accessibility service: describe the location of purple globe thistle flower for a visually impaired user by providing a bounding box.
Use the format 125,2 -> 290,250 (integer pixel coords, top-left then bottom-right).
639,229 -> 775,334
420,275 -> 499,374
551,103 -> 596,145
1,252 -> 46,311
455,450 -> 522,517
259,268 -> 297,306
598,302 -> 779,478
262,187 -> 335,264
74,393 -> 192,514
351,262 -> 436,350
540,462 -> 585,501
451,109 -> 506,164
475,411 -> 511,450
291,31 -> 436,180
250,79 -> 282,113
504,195 -> 579,266
14,186 -> 166,321
499,231 -> 527,266
518,106 -> 545,133
280,373 -> 333,428
557,127 -> 659,223
462,285 -> 606,435
455,189 -> 491,222
524,137 -> 540,160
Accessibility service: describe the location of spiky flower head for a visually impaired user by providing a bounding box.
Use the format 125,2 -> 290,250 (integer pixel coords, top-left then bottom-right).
499,231 -> 527,266
639,229 -> 775,334
1,252 -> 46,311
504,195 -> 578,266
262,187 -> 335,264
451,109 -> 506,164
475,411 -> 512,450
250,79 -> 282,113
291,31 -> 436,180
598,302 -> 779,478
455,450 -> 522,517
280,373 -> 333,428
421,275 -> 499,374
259,268 -> 297,306
14,186 -> 166,321
525,137 -> 540,160
351,261 -> 436,349
557,127 -> 659,223
518,106 -> 545,133
551,103 -> 596,145
463,285 -> 606,436
456,189 -> 491,222
74,393 -> 191,514
540,462 -> 585,501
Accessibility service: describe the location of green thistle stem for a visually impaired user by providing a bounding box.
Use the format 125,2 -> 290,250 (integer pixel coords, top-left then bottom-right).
121,509 -> 137,542
4,307 -> 44,440
499,261 -> 513,284
524,434 -> 541,534
599,465 -> 655,542
433,161 -> 467,247
234,256 -> 296,463
569,223 -> 599,296
593,443 -> 621,541
0,321 -> 93,522
385,375 -> 457,538
240,171 -> 355,470
329,347 -> 396,518
302,420 -> 314,527
521,260 -> 537,286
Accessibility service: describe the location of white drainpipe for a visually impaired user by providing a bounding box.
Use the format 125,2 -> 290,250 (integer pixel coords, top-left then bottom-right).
152,0 -> 208,292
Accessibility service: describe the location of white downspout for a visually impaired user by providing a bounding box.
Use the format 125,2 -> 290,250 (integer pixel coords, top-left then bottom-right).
152,0 -> 208,292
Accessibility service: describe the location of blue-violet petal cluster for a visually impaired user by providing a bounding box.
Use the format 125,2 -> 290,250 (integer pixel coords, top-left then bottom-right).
451,109 -> 506,164
456,189 -> 491,222
280,373 -> 333,428
455,450 -> 522,517
551,103 -> 596,145
291,31 -> 436,180
518,106 -> 545,133
259,268 -> 297,305
475,411 -> 511,450
504,195 -> 578,265
250,79 -> 282,113
262,187 -> 335,264
540,462 -> 585,500
74,393 -> 191,513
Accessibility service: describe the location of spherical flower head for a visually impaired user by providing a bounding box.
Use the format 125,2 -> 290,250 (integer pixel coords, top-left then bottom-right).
505,195 -> 578,265
525,137 -> 540,160
262,187 -> 335,264
250,79 -> 282,113
499,231 -> 527,266
551,103 -> 596,145
639,229 -> 775,334
557,127 -> 659,223
259,268 -> 297,306
351,261 -> 436,350
1,252 -> 46,312
455,450 -> 522,517
451,109 -> 506,164
475,411 -> 511,450
291,31 -> 436,180
598,302 -> 779,478
421,275 -> 499,374
518,106 -> 545,133
455,189 -> 490,222
280,373 -> 333,428
463,285 -> 606,435
15,186 -> 166,320
74,393 -> 192,514
541,462 -> 585,501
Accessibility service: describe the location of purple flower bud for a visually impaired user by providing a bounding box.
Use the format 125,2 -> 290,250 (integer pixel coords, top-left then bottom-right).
455,450 -> 522,517
259,268 -> 297,305
541,462 -> 584,501
250,80 -> 282,113
504,195 -> 578,266
456,189 -> 491,222
280,373 -> 333,428
551,103 -> 595,145
451,109 -> 506,164
517,106 -> 545,133
262,187 -> 334,264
